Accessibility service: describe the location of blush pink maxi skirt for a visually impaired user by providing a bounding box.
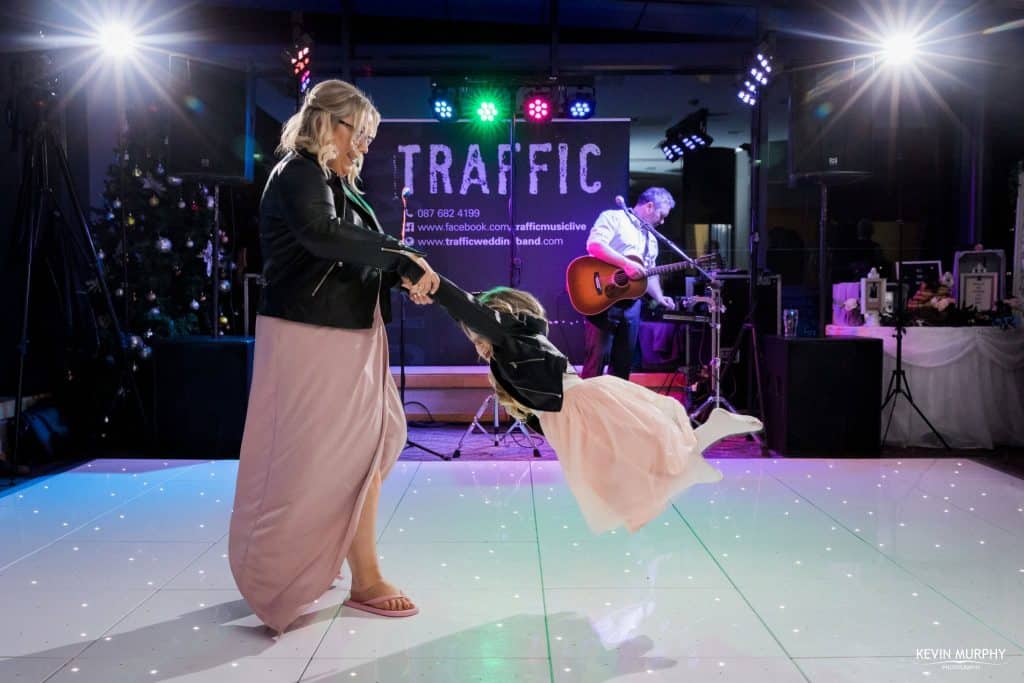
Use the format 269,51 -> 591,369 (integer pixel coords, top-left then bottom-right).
538,374 -> 723,533
228,310 -> 405,633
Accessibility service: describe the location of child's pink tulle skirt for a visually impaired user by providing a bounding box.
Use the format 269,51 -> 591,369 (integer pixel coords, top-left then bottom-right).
538,374 -> 723,533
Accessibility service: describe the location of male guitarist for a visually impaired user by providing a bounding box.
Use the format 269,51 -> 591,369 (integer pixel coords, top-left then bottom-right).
581,187 -> 677,380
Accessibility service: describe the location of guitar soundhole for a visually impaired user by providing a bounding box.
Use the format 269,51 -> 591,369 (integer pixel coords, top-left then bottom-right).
613,271 -> 630,287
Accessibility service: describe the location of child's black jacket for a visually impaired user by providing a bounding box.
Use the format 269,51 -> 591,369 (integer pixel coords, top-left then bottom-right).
429,277 -> 568,413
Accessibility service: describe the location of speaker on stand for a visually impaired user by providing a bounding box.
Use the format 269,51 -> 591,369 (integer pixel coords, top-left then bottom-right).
788,58 -> 877,335
165,56 -> 254,182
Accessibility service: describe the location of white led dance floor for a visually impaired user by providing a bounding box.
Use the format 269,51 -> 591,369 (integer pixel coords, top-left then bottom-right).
0,457 -> 1021,682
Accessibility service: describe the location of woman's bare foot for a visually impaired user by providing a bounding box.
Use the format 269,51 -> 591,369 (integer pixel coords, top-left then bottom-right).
349,579 -> 415,612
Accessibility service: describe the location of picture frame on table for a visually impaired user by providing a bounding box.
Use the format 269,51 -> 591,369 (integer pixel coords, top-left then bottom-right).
895,260 -> 942,289
953,249 -> 1006,302
959,272 -> 998,312
860,276 -> 886,314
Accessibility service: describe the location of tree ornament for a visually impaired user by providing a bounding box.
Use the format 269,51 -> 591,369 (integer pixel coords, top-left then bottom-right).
112,199 -> 122,209
178,200 -> 186,209
185,238 -> 194,248
146,290 -> 157,302
219,279 -> 231,293
114,287 -> 124,297
156,237 -> 172,252
190,299 -> 200,311
139,346 -> 152,360
141,173 -> 165,193
148,194 -> 159,207
128,335 -> 142,349
127,214 -> 136,227
156,162 -> 165,175
97,249 -> 105,260
144,329 -> 154,338
133,165 -> 142,177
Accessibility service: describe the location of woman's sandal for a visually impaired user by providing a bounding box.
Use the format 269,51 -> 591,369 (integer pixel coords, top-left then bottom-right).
343,592 -> 419,618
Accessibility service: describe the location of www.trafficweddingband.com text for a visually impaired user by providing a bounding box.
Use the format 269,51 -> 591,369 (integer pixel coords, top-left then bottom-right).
406,219 -> 588,248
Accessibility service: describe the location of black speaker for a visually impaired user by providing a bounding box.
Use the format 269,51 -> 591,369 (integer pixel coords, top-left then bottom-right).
152,337 -> 254,458
763,336 -> 882,456
681,147 -> 736,225
718,274 -> 781,347
165,57 -> 254,182
788,59 -> 878,183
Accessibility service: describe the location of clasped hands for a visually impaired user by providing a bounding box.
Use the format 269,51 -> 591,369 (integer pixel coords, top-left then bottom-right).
401,255 -> 440,305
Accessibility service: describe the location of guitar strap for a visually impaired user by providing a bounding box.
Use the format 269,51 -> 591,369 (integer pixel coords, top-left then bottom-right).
640,222 -> 652,265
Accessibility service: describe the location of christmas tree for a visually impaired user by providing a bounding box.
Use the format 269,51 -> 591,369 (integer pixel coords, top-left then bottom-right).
85,104 -> 237,442
92,106 -> 237,342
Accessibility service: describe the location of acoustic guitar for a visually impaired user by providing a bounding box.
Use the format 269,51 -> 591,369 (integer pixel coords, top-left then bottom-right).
565,252 -> 719,316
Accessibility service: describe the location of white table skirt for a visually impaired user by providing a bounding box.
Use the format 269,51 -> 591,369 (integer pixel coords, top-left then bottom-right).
826,325 -> 1024,448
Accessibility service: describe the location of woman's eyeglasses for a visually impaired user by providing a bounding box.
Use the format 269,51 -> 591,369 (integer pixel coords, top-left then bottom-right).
336,120 -> 375,147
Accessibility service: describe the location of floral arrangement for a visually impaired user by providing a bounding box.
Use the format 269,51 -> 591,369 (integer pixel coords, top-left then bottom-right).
881,272 -> 1019,328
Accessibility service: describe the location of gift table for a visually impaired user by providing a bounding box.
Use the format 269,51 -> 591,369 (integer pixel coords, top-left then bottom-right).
825,325 -> 1024,448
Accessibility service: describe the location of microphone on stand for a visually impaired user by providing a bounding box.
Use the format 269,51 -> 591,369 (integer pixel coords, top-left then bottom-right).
400,186 -> 411,243
615,195 -> 650,232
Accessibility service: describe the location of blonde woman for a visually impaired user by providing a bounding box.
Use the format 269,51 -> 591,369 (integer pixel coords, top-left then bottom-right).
406,277 -> 763,534
229,80 -> 440,634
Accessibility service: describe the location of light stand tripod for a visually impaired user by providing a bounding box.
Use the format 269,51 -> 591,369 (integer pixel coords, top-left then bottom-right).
880,199 -> 949,448
451,111 -> 540,458
395,189 -> 447,460
7,99 -> 145,478
452,391 -> 541,459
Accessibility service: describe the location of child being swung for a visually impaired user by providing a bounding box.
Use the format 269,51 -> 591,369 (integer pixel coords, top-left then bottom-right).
412,277 -> 762,533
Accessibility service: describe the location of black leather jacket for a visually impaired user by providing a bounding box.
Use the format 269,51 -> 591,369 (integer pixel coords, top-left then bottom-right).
258,150 -> 423,329
429,276 -> 568,413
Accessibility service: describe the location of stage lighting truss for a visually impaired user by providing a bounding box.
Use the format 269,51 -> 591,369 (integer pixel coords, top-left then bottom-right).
427,82 -> 596,123
284,37 -> 314,97
737,38 -> 774,107
658,108 -> 713,161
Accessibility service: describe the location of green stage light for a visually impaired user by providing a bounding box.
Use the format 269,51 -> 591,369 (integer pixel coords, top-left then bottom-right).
475,99 -> 499,122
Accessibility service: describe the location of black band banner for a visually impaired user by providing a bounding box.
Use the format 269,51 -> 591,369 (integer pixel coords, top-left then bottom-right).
363,119 -> 630,365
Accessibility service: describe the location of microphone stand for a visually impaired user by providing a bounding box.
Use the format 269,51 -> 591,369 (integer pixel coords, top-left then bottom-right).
618,204 -> 739,424
397,189 -> 447,460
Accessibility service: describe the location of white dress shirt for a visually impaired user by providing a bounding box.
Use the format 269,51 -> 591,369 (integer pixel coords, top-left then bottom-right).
586,209 -> 659,270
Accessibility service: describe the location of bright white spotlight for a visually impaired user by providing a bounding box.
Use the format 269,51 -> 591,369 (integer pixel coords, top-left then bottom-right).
96,22 -> 138,58
882,32 -> 918,65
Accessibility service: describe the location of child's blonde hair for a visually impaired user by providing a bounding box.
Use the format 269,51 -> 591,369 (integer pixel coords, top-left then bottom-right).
465,287 -> 547,422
